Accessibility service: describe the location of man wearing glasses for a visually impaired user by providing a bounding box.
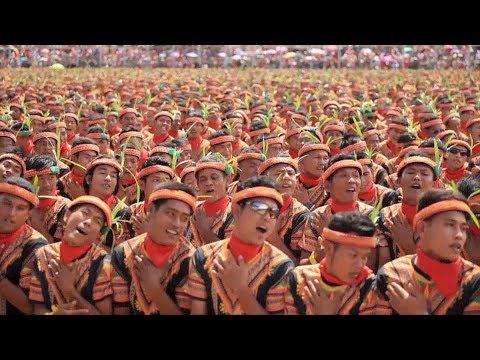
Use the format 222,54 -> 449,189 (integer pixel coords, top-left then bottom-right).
441,139 -> 472,184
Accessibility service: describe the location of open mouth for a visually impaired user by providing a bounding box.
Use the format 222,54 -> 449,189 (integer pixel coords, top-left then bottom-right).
411,183 -> 421,189
76,226 -> 87,236
450,243 -> 462,252
256,226 -> 267,234
166,229 -> 178,235
346,187 -> 357,193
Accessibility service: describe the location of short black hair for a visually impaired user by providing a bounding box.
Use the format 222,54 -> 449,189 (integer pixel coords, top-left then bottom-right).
25,154 -> 57,171
71,136 -> 98,148
340,134 -> 363,149
256,132 -> 280,144
458,173 -> 480,198
209,129 -> 230,140
139,156 -> 173,180
237,175 -> 282,208
390,116 -> 409,126
397,132 -> 417,144
87,125 -> 108,135
4,177 -> 36,208
418,138 -> 447,152
149,181 -> 197,214
249,120 -> 267,132
327,211 -> 376,237
83,155 -> 121,195
171,137 -> 189,147
10,122 -> 30,132
417,189 -> 469,221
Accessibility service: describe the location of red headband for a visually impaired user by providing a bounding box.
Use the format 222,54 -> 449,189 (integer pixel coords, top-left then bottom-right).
258,157 -> 298,175
413,200 -> 472,230
388,123 -> 407,131
86,133 -> 110,141
118,131 -> 143,143
62,113 -> 79,122
398,145 -> 419,159
298,143 -> 331,158
209,135 -> 235,146
32,132 -> 58,144
323,160 -> 362,180
47,122 -> 66,130
180,166 -> 196,180
237,153 -> 265,163
195,162 -> 228,175
24,166 -> 60,178
323,125 -> 344,133
148,189 -> 196,212
119,108 -> 139,118
466,118 -> 480,129
138,165 -> 174,179
185,117 -> 206,126
68,195 -> 112,228
88,119 -> 107,127
0,183 -> 38,207
285,127 -> 303,139
362,129 -> 379,139
86,158 -> 123,174
149,146 -> 173,157
0,131 -> 16,143
421,118 -> 443,129
71,143 -> 100,156
249,127 -> 270,138
340,141 -> 367,154
255,137 -> 284,149
154,111 -> 174,121
322,228 -> 376,248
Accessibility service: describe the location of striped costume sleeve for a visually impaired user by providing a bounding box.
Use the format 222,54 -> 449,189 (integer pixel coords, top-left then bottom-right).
284,271 -> 300,315
92,257 -> 113,302
186,251 -> 207,301
462,275 -> 480,315
295,212 -> 319,253
290,211 -> 317,253
19,256 -> 35,295
357,281 -> 392,315
110,247 -> 130,305
265,276 -> 289,315
174,257 -> 193,313
28,262 -> 45,304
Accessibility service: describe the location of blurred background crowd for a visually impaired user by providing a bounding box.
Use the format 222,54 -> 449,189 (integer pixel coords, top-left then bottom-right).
2,45 -> 480,69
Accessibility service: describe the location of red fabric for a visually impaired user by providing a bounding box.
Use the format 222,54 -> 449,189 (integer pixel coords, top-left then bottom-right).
288,149 -> 299,159
38,192 -> 58,210
138,150 -> 148,168
70,172 -> 84,186
60,142 -> 69,158
329,148 -> 341,156
67,133 -> 76,144
229,232 -> 262,263
152,133 -> 169,145
121,172 -> 137,187
319,258 -> 372,286
401,201 -> 417,225
232,139 -> 240,151
60,239 -> 92,265
358,181 -> 376,202
280,196 -> 293,213
299,173 -> 323,188
169,129 -> 179,138
469,223 -> 480,237
109,126 -> 121,138
144,233 -> 176,268
209,121 -> 221,130
0,224 -> 27,254
417,130 -> 427,140
103,195 -> 116,209
444,164 -> 467,182
327,198 -> 357,213
24,140 -> 33,155
387,139 -> 401,155
416,247 -> 461,297
188,136 -> 203,150
203,195 -> 230,217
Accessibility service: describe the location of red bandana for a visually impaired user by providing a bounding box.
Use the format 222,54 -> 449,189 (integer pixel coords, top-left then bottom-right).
329,148 -> 341,156
209,121 -> 221,130
60,142 -> 69,158
67,133 -> 76,143
319,258 -> 372,286
416,247 -> 461,297
445,164 -> 467,182
358,181 -> 376,202
70,171 -> 84,186
38,192 -> 58,210
401,201 -> 417,225
109,126 -> 121,138
469,223 -> 480,237
153,133 -> 169,145
0,224 -> 27,254
288,149 -> 299,159
103,195 -> 116,209
299,173 -> 323,188
169,129 -> 179,138
203,195 -> 230,217
387,140 -> 401,155
188,136 -> 203,150
60,239 -> 92,265
327,198 -> 358,213
229,232 -> 262,263
121,173 -> 138,187
281,196 -> 293,213
144,233 -> 176,268
232,139 -> 240,151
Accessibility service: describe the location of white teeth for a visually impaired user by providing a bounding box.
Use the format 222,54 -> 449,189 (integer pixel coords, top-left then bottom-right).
166,229 -> 178,235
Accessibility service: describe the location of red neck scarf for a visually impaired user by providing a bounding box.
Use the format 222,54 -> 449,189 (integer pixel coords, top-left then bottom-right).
320,258 -> 372,286
416,247 -> 462,297
67,133 -> 76,143
327,198 -> 357,213
153,133 -> 169,145
0,224 -> 27,253
401,201 -> 417,225
60,142 -> 69,158
60,239 -> 92,265
103,195 -> 116,209
209,121 -> 221,130
469,223 -> 480,237
299,173 -> 323,188
288,149 -> 299,159
232,139 -> 240,151
109,126 -> 121,138
38,192 -> 58,210
269,123 -> 277,131
418,130 -> 427,140
144,233 -> 176,268
330,147 -> 341,156
121,172 -> 137,187
387,139 -> 401,155
281,196 -> 293,213
229,232 -> 262,263
472,145 -> 480,156
188,136 -> 203,150
70,171 -> 84,186
358,181 -> 376,202
169,129 -> 179,138
203,195 -> 229,217
445,164 -> 467,182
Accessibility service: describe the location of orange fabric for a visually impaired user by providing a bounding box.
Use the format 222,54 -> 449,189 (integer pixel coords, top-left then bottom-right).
323,160 -> 362,181
203,195 -> 230,217
188,136 -> 203,150
320,258 -> 372,286
401,201 -> 417,225
444,164 -> 468,182
321,227 -> 376,248
228,233 -> 262,263
280,196 -> 293,213
416,247 -> 461,297
148,189 -> 197,212
0,183 -> 39,206
413,200 -> 472,229
144,233 -> 176,268
232,186 -> 283,206
288,149 -> 299,159
60,240 -> 92,265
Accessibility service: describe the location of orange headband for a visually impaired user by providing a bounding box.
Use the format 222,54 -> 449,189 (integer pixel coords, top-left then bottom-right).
388,123 -> 407,131
258,157 -> 298,175
466,118 -> 480,129
397,156 -> 436,175
62,113 -> 79,121
185,117 -> 206,126
322,228 -> 376,248
154,111 -> 173,121
324,125 -> 344,133
0,131 -> 16,143
47,122 -> 66,130
232,186 -> 283,207
340,141 -> 367,154
88,119 -> 107,127
118,131 -> 143,143
249,128 -> 270,138
289,113 -> 306,123
138,165 -> 174,179
398,145 -> 419,160
149,146 -> 173,157
362,129 -> 379,139
119,108 -> 139,118
0,183 -> 39,207
442,113 -> 458,124
32,132 -> 58,144
86,132 -> 110,141
459,104 -> 476,113
209,135 -> 235,146
468,194 -> 480,206
237,153 -> 266,163
255,137 -> 284,149
438,103 -> 454,109
71,143 -> 100,156
0,153 -> 26,174
413,200 -> 472,230
24,165 -> 60,178
195,162 -> 229,175
386,109 -> 402,117
180,166 -> 196,180
285,127 -> 303,139
323,160 -> 362,180
68,195 -> 112,228
421,118 -> 443,129
448,140 -> 472,154
358,158 -> 373,166
148,189 -> 196,212
86,158 -> 123,173
298,143 -> 331,158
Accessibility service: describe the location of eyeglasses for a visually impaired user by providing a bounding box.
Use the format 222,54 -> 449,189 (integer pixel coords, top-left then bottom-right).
448,147 -> 469,157
243,200 -> 280,219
